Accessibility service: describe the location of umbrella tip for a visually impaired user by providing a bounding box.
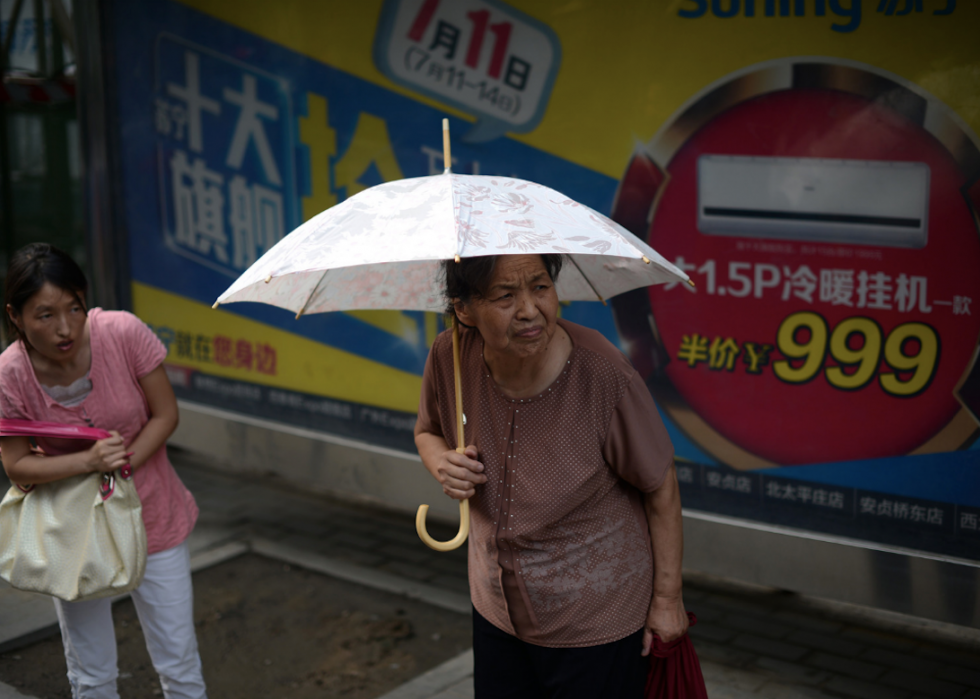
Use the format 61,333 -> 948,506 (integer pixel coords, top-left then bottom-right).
443,119 -> 452,173
686,278 -> 696,288
265,275 -> 272,283
642,256 -> 651,265
295,310 -> 304,319
454,254 -> 461,263
212,301 -> 220,309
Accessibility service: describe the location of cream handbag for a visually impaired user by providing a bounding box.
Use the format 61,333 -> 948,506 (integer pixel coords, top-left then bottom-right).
0,469 -> 147,602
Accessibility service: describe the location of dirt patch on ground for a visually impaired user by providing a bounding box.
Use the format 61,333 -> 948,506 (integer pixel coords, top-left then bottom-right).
0,553 -> 472,698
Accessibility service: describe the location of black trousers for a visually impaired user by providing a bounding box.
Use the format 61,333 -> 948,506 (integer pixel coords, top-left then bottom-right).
472,608 -> 648,699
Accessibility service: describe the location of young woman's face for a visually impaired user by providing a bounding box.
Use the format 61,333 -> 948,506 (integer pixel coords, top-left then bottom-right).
7,282 -> 87,364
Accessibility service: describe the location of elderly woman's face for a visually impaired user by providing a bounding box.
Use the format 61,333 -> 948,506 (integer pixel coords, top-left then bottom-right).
456,255 -> 559,360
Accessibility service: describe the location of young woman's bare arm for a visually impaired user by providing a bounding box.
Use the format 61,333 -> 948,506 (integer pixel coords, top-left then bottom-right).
0,366 -> 177,483
125,364 -> 179,469
1,433 -> 127,485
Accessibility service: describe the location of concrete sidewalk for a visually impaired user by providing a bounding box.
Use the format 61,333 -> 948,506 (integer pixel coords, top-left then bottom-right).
2,447 -> 979,699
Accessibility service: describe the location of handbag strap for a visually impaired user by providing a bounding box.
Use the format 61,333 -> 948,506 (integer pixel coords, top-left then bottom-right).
13,467 -> 131,499
99,473 -> 115,501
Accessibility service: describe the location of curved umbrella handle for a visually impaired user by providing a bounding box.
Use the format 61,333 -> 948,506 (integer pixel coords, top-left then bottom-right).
416,499 -> 470,551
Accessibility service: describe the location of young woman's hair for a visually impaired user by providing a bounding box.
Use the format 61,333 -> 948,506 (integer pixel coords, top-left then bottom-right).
442,254 -> 563,318
4,243 -> 89,341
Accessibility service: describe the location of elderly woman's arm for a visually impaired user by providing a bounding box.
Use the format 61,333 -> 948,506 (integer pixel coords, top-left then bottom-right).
642,463 -> 689,652
415,426 -> 487,500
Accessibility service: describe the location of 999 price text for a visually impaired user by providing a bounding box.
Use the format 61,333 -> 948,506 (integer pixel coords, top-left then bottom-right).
677,312 -> 940,398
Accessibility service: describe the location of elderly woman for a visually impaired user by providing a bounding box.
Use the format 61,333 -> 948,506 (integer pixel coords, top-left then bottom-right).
415,253 -> 687,698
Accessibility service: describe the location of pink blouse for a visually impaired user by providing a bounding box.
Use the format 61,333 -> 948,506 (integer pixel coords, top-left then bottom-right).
0,308 -> 198,554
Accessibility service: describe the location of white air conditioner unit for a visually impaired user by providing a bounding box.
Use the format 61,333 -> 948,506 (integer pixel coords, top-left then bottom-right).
697,155 -> 930,249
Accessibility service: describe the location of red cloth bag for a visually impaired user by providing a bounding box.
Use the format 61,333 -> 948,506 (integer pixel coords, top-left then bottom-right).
646,612 -> 708,699
0,418 -> 110,441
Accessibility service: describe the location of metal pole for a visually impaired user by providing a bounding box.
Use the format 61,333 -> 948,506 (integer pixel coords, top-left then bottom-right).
0,105 -> 13,279
0,0 -> 25,282
73,0 -> 128,310
34,0 -> 47,76
1,0 -> 27,64
45,3 -> 73,257
48,0 -> 76,58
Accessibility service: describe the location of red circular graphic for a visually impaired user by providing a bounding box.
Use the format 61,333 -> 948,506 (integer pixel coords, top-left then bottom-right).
647,88 -> 980,465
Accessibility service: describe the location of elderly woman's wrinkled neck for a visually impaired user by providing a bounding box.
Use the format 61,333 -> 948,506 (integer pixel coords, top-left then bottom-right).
455,255 -> 571,399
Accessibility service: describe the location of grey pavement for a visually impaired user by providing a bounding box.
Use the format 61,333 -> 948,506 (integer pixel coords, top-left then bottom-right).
2,446 -> 979,699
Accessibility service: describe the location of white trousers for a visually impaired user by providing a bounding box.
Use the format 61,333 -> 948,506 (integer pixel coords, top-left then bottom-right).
53,541 -> 207,699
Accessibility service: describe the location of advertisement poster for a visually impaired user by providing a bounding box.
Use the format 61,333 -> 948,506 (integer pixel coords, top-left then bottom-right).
105,0 -> 980,561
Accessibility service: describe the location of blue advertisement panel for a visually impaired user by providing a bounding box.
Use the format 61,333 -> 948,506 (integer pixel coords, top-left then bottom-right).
104,0 -> 980,562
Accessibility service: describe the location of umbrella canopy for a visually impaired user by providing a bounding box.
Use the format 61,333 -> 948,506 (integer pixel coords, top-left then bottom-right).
214,172 -> 689,315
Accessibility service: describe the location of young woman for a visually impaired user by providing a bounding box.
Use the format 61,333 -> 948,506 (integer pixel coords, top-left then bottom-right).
0,243 -> 206,699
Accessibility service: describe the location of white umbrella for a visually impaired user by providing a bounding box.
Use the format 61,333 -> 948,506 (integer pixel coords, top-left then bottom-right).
215,121 -> 691,550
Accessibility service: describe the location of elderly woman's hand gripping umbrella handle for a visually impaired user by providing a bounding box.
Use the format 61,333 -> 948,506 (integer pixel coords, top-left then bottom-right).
416,447 -> 474,552
415,442 -> 485,549
416,445 -> 483,549
416,317 -> 482,551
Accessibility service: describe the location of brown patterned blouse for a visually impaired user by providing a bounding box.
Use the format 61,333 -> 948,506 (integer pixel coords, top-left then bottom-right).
417,319 -> 675,648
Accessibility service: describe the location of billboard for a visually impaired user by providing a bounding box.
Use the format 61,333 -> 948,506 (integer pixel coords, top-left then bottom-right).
104,0 -> 980,561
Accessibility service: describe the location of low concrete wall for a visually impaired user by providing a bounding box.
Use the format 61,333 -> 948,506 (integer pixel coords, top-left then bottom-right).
682,511 -> 980,629
171,400 -> 459,523
172,400 -> 980,628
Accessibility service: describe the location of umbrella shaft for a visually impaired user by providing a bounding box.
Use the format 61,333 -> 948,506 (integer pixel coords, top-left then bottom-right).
452,315 -> 465,451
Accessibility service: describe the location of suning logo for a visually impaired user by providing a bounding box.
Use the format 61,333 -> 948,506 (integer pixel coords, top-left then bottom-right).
677,0 -> 956,34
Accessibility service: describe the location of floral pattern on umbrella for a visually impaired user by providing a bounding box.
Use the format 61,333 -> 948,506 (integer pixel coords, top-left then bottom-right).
215,173 -> 688,315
